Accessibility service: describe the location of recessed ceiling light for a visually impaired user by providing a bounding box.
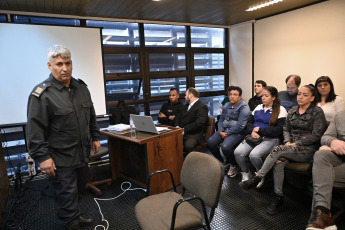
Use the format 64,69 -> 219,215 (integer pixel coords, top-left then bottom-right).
246,0 -> 283,12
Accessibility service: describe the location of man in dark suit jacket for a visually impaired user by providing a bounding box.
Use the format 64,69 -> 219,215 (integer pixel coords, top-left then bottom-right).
175,87 -> 208,155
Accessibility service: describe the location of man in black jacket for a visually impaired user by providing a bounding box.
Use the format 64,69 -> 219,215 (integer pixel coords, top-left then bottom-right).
175,87 -> 208,155
158,88 -> 184,126
27,45 -> 100,230
248,80 -> 266,111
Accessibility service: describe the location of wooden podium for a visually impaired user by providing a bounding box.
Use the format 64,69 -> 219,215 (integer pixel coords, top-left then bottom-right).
101,126 -> 183,194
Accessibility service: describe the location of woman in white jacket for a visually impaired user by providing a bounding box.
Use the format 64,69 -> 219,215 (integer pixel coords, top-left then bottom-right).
315,76 -> 345,122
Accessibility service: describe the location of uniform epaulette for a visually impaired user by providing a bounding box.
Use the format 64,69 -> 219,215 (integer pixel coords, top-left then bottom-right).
77,78 -> 87,86
31,82 -> 51,97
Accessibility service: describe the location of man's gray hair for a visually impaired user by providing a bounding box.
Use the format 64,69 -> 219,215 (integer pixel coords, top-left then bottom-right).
47,45 -> 71,63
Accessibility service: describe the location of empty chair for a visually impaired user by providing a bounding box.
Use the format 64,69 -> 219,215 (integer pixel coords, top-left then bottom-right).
194,115 -> 215,151
135,151 -> 224,230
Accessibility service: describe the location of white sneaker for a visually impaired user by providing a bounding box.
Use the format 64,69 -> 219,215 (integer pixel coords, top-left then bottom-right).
241,172 -> 251,182
256,177 -> 265,188
306,225 -> 337,230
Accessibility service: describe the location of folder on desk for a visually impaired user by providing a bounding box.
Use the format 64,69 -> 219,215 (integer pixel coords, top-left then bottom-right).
130,114 -> 171,134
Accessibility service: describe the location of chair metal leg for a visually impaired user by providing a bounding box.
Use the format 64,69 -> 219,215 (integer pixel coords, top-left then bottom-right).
85,183 -> 103,196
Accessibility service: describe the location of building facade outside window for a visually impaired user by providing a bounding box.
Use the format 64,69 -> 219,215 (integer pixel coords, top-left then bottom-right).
0,14 -> 7,22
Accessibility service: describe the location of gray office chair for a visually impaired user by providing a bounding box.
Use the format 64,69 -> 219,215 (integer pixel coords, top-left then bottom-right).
194,115 -> 215,151
135,151 -> 224,230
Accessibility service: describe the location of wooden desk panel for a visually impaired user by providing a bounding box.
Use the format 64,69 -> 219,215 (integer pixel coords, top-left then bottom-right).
102,126 -> 183,194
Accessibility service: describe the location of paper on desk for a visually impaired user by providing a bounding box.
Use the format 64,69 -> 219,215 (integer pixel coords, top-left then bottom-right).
107,124 -> 131,132
156,127 -> 170,132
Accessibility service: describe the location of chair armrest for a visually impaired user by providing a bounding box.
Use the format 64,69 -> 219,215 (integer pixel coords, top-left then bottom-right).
147,169 -> 176,196
170,196 -> 210,230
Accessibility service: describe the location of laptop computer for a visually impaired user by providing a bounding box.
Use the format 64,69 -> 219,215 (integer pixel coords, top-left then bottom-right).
130,114 -> 171,134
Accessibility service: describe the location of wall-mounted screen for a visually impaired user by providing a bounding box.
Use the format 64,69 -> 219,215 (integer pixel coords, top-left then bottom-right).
0,23 -> 106,126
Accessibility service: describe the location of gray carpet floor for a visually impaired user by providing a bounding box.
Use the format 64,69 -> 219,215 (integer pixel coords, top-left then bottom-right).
2,164 -> 345,230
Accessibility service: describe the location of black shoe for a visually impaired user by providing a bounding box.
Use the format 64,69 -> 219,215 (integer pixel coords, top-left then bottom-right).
266,194 -> 285,215
65,219 -> 80,230
239,176 -> 261,189
79,214 -> 93,226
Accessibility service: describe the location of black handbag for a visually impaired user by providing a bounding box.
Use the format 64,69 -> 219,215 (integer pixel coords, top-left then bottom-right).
245,134 -> 262,146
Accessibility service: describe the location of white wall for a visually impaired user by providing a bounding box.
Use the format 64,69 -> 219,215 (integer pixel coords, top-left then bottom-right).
254,0 -> 345,98
0,24 -> 106,126
230,0 -> 345,101
229,21 -> 253,102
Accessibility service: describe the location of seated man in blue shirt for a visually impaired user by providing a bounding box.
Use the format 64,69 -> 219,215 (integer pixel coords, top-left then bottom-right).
207,86 -> 250,177
278,74 -> 301,111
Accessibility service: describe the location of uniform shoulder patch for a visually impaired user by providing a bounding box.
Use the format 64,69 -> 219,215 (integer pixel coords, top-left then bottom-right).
31,82 -> 51,97
77,78 -> 87,86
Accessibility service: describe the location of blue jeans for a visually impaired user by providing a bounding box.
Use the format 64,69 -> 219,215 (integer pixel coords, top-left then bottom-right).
207,131 -> 245,165
234,138 -> 280,172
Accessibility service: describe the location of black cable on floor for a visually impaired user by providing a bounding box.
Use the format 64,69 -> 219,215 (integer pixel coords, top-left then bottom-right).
2,174 -> 50,230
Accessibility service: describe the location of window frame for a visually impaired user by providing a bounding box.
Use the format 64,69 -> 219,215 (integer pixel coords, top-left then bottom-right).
11,14 -> 80,26
102,25 -> 228,114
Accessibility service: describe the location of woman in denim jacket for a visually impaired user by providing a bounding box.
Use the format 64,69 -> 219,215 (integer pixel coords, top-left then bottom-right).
207,86 -> 250,177
240,84 -> 327,215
